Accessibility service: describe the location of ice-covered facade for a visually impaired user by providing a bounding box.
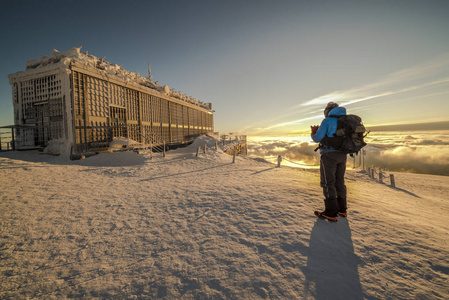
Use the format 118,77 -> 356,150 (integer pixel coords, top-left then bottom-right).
8,47 -> 214,155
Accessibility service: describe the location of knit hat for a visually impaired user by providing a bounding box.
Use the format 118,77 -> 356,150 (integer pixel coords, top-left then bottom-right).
324,102 -> 339,117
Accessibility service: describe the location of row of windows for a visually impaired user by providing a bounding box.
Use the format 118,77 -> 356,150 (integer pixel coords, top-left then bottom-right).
72,71 -> 213,150
19,75 -> 63,104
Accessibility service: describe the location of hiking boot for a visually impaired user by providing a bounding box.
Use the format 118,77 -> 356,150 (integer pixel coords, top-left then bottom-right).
338,211 -> 348,218
337,197 -> 347,215
314,210 -> 338,222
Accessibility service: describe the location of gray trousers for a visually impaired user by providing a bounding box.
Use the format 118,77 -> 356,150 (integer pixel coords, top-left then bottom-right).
320,152 -> 347,202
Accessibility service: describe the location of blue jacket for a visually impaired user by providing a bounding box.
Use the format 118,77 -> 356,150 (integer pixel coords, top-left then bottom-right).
311,106 -> 347,154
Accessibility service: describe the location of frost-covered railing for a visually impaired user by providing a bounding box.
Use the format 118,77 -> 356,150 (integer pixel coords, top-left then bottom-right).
221,135 -> 247,156
135,131 -> 166,154
0,130 -> 13,151
0,125 -> 38,151
123,125 -> 166,154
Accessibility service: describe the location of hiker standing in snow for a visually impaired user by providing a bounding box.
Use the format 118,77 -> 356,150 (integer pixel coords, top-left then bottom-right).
311,102 -> 348,222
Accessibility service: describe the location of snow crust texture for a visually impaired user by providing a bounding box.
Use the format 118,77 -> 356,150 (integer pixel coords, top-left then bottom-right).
1,136 -> 448,299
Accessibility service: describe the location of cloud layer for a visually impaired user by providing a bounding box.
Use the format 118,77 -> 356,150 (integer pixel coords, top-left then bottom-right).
248,131 -> 449,176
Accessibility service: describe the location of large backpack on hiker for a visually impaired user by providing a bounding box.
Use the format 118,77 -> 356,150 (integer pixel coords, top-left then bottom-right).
317,114 -> 368,155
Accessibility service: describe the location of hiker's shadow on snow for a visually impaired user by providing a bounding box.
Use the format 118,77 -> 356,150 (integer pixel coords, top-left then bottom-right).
302,219 -> 364,299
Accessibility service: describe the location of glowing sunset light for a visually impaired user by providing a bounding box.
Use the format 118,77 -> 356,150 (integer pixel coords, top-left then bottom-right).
0,0 -> 448,175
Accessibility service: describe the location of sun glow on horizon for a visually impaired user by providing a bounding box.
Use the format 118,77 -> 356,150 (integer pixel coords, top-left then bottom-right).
237,53 -> 449,136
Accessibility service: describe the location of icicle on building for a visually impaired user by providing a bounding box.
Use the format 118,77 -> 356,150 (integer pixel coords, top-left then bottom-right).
8,47 -> 214,155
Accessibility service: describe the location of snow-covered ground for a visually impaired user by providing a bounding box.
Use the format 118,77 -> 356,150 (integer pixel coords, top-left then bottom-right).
1,136 -> 448,299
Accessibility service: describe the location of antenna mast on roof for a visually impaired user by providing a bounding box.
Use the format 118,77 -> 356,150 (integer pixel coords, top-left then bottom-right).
147,62 -> 152,79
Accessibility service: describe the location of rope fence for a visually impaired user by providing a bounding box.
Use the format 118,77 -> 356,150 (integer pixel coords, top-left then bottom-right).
195,142 -> 398,188
275,150 -> 397,188
367,165 -> 396,187
282,157 -> 307,167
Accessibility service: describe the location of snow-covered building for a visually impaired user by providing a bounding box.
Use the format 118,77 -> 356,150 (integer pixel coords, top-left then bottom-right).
8,47 -> 214,155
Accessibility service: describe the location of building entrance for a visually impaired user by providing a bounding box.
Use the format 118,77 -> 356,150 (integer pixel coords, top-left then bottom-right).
109,106 -> 127,138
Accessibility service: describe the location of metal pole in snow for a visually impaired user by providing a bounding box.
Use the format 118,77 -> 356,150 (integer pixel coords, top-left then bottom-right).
11,128 -> 15,151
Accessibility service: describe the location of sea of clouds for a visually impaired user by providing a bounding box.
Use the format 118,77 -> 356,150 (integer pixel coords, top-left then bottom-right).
247,131 -> 449,176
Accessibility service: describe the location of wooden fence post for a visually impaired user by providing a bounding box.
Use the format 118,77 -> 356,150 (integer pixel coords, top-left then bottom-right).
367,166 -> 371,178
196,146 -> 200,157
390,174 -> 396,187
362,149 -> 365,171
277,155 -> 282,168
204,144 -> 207,154
379,170 -> 383,183
371,167 -> 375,179
215,141 -> 218,150
233,149 -> 236,163
163,141 -> 166,158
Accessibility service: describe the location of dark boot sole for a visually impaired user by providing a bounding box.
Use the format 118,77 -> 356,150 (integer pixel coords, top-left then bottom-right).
314,211 -> 338,222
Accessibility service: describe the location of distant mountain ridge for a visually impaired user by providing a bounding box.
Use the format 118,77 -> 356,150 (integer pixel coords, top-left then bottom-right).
367,121 -> 449,131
